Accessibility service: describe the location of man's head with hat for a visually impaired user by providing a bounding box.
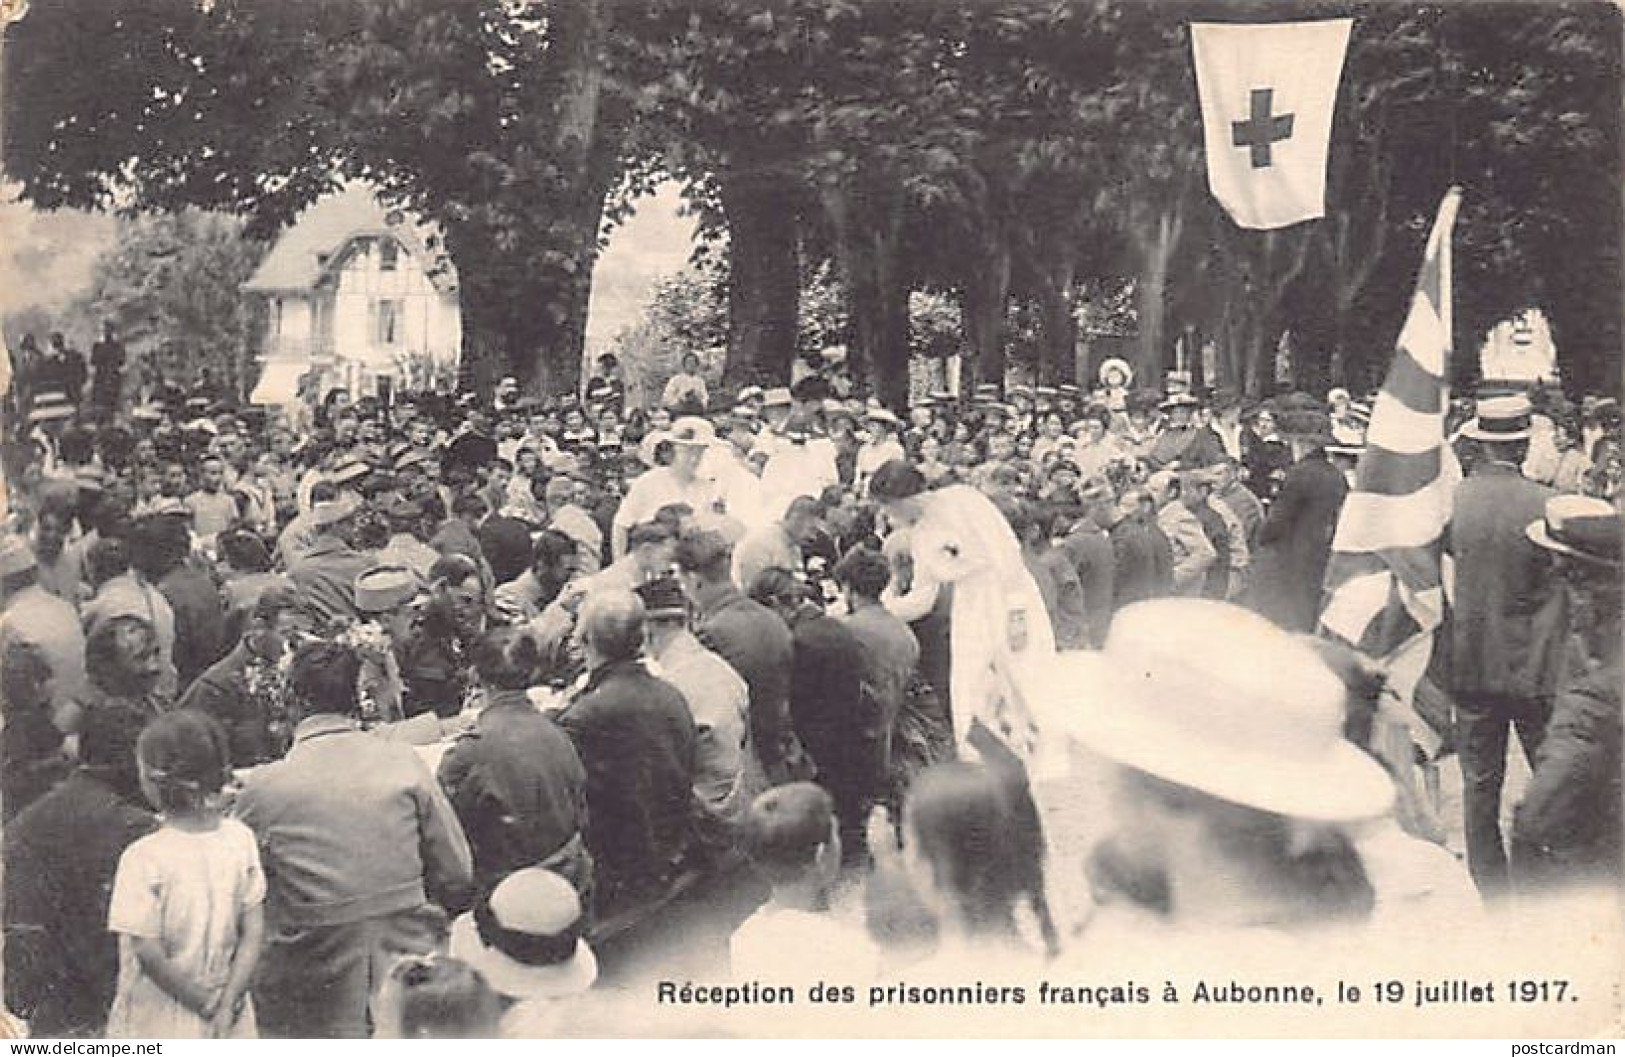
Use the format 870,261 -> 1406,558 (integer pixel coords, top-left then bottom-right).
1461,393 -> 1533,458
863,406 -> 901,438
1528,494 -> 1622,665
1159,390 -> 1200,428
761,386 -> 793,429
667,416 -> 715,480
355,564 -> 425,640
311,493 -> 363,538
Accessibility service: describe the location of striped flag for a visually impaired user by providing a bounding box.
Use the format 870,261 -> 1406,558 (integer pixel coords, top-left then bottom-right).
1318,187 -> 1463,754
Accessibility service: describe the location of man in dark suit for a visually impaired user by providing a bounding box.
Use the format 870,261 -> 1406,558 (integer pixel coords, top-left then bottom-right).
1445,395 -> 1566,898
1247,420 -> 1348,632
440,626 -> 590,901
555,591 -> 696,918
1512,496 -> 1621,894
750,566 -> 882,869
4,699 -> 153,1038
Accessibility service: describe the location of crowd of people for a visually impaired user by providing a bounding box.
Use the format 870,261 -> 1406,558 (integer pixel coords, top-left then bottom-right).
0,340 -> 1620,1038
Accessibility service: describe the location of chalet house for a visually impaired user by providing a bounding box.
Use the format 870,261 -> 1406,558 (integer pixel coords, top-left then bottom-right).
243,184 -> 460,406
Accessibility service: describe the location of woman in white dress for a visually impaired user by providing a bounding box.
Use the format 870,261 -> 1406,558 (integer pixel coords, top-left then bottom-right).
869,460 -> 1057,771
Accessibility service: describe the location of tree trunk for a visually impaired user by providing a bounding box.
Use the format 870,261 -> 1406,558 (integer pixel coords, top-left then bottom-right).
1033,260 -> 1077,387
823,174 -> 910,411
721,173 -> 801,389
851,259 -> 911,411
961,236 -> 1011,394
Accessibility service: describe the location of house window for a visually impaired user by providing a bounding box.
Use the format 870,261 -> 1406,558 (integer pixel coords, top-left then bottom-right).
379,238 -> 399,272
373,298 -> 403,346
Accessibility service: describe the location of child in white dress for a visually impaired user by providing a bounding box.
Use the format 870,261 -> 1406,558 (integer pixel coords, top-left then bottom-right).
106,711 -> 265,1038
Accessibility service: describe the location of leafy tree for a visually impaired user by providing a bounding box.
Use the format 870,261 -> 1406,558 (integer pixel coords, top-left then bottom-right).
4,0 -> 636,394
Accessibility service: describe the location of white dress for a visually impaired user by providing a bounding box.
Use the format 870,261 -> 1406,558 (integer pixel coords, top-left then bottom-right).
907,486 -> 1058,769
106,818 -> 266,1039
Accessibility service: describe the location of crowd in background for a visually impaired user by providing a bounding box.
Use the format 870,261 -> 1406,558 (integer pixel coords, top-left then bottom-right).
0,334 -> 1620,1038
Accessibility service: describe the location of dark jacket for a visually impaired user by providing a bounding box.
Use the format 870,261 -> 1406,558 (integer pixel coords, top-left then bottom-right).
1444,463 -> 1563,699
439,692 -> 590,895
4,771 -> 155,1037
1145,425 -> 1227,471
1028,545 -> 1090,650
1249,450 -> 1347,632
1512,657 -> 1621,889
398,604 -> 483,719
1060,521 -> 1116,648
786,605 -> 882,794
160,557 -> 227,692
690,580 -> 799,782
555,659 -> 696,913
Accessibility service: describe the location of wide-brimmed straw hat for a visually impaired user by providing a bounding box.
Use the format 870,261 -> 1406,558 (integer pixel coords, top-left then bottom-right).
1461,394 -> 1533,443
1526,495 -> 1621,568
449,868 -> 598,1001
1019,599 -> 1395,823
668,416 -> 717,447
1098,358 -> 1133,387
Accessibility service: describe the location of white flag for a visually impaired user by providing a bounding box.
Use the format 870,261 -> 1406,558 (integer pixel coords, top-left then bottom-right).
1191,19 -> 1352,230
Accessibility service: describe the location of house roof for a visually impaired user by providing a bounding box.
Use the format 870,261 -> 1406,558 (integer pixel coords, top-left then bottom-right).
242,183 -> 457,295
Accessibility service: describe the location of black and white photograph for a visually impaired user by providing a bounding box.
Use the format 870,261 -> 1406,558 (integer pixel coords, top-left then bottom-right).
0,0 -> 1619,1042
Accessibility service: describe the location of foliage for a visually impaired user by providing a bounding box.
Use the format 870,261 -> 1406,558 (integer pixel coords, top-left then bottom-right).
6,0 -> 1619,399
3,0 -> 638,393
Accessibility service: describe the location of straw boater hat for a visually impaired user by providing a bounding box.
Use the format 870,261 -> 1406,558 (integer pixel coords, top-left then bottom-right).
1023,599 -> 1395,823
450,868 -> 598,1001
864,407 -> 902,430
1159,391 -> 1201,412
0,534 -> 37,578
353,565 -> 424,615
1461,393 -> 1533,443
761,387 -> 793,409
1526,495 -> 1621,568
329,460 -> 371,488
1098,358 -> 1133,388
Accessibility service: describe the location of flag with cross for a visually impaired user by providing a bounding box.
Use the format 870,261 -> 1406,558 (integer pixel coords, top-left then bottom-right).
1190,20 -> 1353,230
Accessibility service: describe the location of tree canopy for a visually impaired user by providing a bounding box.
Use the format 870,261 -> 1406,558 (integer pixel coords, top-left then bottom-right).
5,0 -> 1618,400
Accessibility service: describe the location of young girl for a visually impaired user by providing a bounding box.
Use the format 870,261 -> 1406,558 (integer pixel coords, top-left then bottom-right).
105,711 -> 265,1038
